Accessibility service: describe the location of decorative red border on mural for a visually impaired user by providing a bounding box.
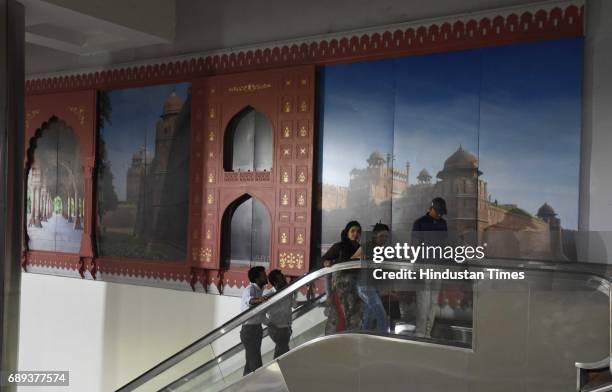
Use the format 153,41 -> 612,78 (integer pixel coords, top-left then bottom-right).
22,4 -> 585,290
26,5 -> 583,95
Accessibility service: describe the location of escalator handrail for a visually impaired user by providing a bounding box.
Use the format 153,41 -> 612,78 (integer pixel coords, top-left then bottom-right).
117,258 -> 612,391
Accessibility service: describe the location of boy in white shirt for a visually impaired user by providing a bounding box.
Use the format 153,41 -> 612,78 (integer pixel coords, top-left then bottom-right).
240,266 -> 269,375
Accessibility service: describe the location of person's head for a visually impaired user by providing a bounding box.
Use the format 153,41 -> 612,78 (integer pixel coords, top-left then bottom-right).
247,266 -> 267,287
428,197 -> 447,219
372,222 -> 390,246
341,220 -> 362,242
268,269 -> 287,290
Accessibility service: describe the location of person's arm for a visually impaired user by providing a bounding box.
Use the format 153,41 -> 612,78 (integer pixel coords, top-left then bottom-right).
411,219 -> 424,244
250,296 -> 267,305
321,243 -> 341,267
262,288 -> 275,325
246,285 -> 268,306
351,246 -> 364,260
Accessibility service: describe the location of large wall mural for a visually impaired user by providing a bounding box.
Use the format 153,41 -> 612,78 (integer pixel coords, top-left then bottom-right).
319,37 -> 583,263
96,83 -> 191,261
20,3 -> 585,290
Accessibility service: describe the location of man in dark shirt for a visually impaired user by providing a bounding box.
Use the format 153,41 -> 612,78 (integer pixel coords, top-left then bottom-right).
411,197 -> 448,338
412,197 -> 448,245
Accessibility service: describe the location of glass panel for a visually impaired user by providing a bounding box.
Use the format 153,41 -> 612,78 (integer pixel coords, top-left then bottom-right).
478,38 -> 583,262
26,119 -> 83,253
229,197 -> 253,266
317,60 -> 395,263
223,196 -> 270,269
225,107 -> 273,172
251,197 -> 270,266
169,362 -> 226,392
96,83 -> 190,261
391,51 -> 480,246
132,344 -> 216,392
253,111 -> 273,171
231,109 -> 255,171
57,123 -> 84,252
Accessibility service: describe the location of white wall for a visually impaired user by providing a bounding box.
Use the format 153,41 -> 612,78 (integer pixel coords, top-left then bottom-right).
17,272 -> 241,392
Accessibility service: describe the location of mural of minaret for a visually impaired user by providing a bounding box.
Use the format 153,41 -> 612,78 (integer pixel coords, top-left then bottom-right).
417,168 -> 432,184
537,202 -> 565,260
126,146 -> 150,203
435,145 -> 484,238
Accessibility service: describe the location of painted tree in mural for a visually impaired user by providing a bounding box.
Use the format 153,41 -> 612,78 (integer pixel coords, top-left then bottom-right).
96,91 -> 119,234
26,118 -> 84,253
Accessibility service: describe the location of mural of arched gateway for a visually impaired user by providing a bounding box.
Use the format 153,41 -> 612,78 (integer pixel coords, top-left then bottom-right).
26,118 -> 84,253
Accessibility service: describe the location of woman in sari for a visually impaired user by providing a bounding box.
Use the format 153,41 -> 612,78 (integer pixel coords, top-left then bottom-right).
321,220 -> 363,333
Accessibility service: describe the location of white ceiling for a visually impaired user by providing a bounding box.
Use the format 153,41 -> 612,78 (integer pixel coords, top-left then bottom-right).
21,0 -> 174,58
23,0 -> 547,76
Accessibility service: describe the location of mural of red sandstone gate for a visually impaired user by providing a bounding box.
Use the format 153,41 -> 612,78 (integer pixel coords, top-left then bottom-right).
26,117 -> 84,253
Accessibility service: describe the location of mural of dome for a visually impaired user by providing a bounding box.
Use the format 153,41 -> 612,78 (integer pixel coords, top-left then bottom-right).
163,91 -> 183,115
417,168 -> 432,183
367,151 -> 386,167
537,202 -> 556,217
132,147 -> 145,163
443,145 -> 478,170
437,145 -> 481,180
131,146 -> 153,166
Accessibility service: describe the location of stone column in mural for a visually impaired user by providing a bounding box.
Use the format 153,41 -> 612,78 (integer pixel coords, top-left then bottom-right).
28,185 -> 37,227
38,188 -> 43,223
34,185 -> 42,227
74,194 -> 82,230
67,196 -> 73,223
41,187 -> 47,222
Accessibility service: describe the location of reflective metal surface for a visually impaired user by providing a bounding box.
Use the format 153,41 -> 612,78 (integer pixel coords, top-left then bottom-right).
222,362 -> 288,392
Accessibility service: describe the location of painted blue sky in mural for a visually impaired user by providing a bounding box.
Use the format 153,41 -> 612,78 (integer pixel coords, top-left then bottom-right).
319,38 -> 582,229
100,83 -> 190,200
318,58 -> 396,181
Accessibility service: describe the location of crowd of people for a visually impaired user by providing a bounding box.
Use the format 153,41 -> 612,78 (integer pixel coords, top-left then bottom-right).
239,197 -> 449,375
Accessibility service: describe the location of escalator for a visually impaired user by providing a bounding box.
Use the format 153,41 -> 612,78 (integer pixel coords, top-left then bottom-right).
157,293 -> 327,392
117,260 -> 612,392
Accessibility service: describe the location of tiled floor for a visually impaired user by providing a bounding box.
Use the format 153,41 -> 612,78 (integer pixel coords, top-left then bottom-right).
27,213 -> 82,253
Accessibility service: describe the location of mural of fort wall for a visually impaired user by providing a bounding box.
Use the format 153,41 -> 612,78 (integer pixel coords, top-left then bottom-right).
321,146 -> 568,262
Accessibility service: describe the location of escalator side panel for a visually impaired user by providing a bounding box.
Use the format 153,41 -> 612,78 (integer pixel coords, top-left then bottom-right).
358,334 -> 471,392
276,334 -> 470,392
222,362 -> 289,392
469,279 -> 529,392
276,335 -> 359,392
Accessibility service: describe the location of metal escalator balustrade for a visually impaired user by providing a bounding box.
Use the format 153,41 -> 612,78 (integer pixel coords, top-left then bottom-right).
117,259 -> 612,392
158,293 -> 327,392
